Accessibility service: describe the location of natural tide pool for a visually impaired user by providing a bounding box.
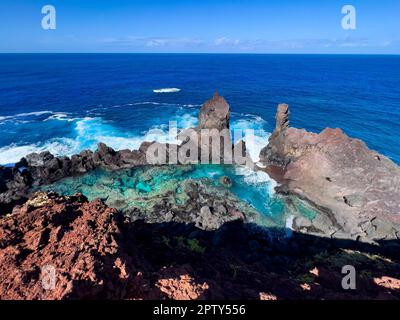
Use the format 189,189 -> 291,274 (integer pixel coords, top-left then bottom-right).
37,164 -> 317,228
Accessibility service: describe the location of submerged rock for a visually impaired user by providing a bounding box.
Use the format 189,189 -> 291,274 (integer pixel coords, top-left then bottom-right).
122,175 -> 257,230
219,176 -> 233,188
259,104 -> 400,242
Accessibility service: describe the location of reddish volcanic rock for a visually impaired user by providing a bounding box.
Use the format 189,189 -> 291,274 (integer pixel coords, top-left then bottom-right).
0,192 -> 156,300
260,104 -> 400,242
374,276 -> 400,290
156,265 -> 209,300
0,192 -> 399,300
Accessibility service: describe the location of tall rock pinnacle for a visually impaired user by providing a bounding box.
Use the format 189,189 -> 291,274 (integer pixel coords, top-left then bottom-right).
198,91 -> 230,131
275,103 -> 290,133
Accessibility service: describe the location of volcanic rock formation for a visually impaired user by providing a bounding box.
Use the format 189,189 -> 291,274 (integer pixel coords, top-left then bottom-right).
178,91 -> 249,165
259,104 -> 400,242
199,91 -> 230,131
0,192 -> 156,299
1,192 -> 399,300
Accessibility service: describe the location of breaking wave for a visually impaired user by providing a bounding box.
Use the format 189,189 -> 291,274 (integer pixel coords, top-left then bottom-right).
0,111 -> 54,123
0,139 -> 79,165
231,115 -> 270,163
153,88 -> 181,93
0,112 -> 199,165
0,107 -> 269,173
234,166 -> 277,195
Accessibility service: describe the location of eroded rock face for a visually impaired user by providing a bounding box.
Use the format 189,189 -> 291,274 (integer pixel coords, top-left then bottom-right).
23,143 -> 148,186
259,104 -> 400,242
1,192 -> 399,300
199,91 -> 230,131
177,92 -> 252,166
0,192 -> 158,300
0,166 -> 31,213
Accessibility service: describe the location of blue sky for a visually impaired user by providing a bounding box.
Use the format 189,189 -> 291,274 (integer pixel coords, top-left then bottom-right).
0,0 -> 399,53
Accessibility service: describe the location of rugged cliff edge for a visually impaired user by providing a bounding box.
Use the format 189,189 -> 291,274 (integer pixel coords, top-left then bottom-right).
1,192 -> 399,299
259,104 -> 400,242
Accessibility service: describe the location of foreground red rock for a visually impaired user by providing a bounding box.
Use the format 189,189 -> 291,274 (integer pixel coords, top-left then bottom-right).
1,192 -> 399,300
259,104 -> 400,242
0,192 -> 157,299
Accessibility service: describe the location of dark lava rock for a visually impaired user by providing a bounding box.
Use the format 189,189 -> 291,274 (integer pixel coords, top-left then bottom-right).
199,91 -> 230,131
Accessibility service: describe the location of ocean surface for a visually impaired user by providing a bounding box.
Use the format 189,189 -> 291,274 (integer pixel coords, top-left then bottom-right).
0,54 -> 399,223
0,54 -> 399,165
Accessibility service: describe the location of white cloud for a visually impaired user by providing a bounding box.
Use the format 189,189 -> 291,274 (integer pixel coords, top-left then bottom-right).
99,36 -> 204,48
97,35 -> 396,52
214,37 -> 241,46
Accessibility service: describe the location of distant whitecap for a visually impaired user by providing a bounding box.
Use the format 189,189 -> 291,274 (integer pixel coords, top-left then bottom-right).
153,88 -> 181,93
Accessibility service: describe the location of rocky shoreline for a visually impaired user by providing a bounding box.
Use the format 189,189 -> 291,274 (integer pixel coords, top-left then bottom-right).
0,92 -> 246,215
259,104 -> 400,243
1,93 -> 399,299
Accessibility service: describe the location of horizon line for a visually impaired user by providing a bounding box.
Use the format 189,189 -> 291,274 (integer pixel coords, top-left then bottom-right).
1,52 -> 400,56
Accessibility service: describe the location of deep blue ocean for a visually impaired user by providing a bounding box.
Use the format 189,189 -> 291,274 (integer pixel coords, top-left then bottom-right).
0,54 -> 399,165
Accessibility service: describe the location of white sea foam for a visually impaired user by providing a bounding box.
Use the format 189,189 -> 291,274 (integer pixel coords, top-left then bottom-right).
285,215 -> 295,237
153,88 -> 181,93
0,139 -> 78,165
130,102 -> 200,110
0,113 -> 199,165
132,101 -> 163,106
234,165 -> 277,195
0,111 -> 54,123
44,112 -> 76,122
0,111 -> 80,125
243,131 -> 270,163
0,144 -> 41,164
14,111 -> 54,118
179,113 -> 198,128
181,104 -> 200,108
231,116 -> 270,163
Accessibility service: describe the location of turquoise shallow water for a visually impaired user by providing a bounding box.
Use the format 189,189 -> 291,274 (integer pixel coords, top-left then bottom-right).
38,164 -> 317,227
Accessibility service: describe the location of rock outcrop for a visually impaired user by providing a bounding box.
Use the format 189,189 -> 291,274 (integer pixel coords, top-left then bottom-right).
1,192 -> 399,300
0,166 -> 31,214
0,192 -> 155,299
0,143 -> 149,215
178,92 -> 250,165
199,91 -> 230,131
259,104 -> 400,242
23,143 -> 148,186
123,176 -> 257,231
